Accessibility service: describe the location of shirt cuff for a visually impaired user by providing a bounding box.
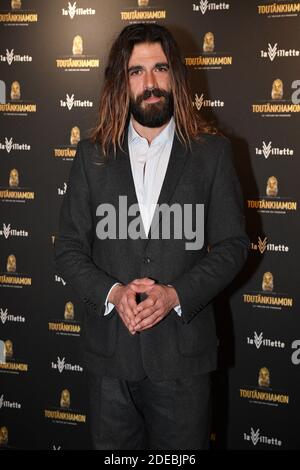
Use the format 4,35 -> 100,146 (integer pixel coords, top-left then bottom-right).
104,282 -> 121,316
167,284 -> 182,317
173,304 -> 182,317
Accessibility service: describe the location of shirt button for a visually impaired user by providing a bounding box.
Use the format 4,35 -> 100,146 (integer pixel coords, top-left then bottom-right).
143,257 -> 151,264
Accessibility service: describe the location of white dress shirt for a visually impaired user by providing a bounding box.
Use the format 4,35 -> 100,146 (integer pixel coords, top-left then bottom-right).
104,117 -> 181,316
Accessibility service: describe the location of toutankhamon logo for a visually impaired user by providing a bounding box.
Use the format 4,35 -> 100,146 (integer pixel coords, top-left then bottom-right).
239,367 -> 290,407
60,93 -> 93,110
53,126 -> 79,159
193,93 -> 224,110
243,428 -> 282,447
0,49 -> 32,65
247,177 -> 297,214
120,1 -> 167,22
48,301 -> 81,336
51,356 -> 83,373
255,141 -> 294,159
260,43 -> 300,61
252,79 -> 300,116
44,389 -> 86,425
192,1 -> 230,14
0,340 -> 28,374
247,331 -> 285,349
0,223 -> 29,239
0,255 -> 32,288
56,35 -> 100,71
61,1 -> 96,19
0,81 -> 37,115
184,33 -> 233,70
258,3 -> 300,18
0,3 -> 38,25
243,272 -> 293,310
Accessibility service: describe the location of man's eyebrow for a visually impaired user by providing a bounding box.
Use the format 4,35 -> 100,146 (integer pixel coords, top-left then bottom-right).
128,65 -> 143,73
128,62 -> 169,72
155,62 -> 169,68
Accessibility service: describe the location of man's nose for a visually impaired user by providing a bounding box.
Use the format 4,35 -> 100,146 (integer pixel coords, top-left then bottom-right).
144,70 -> 156,90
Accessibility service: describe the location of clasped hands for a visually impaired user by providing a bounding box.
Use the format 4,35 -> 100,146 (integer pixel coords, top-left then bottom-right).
108,278 -> 180,335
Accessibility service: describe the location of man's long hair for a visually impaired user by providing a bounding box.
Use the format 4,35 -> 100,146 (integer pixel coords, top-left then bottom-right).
91,23 -> 216,155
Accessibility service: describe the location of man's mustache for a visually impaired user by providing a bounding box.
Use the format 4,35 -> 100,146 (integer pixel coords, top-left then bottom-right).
136,88 -> 170,105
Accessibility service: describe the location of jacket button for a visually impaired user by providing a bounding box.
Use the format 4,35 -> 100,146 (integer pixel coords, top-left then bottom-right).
143,257 -> 151,264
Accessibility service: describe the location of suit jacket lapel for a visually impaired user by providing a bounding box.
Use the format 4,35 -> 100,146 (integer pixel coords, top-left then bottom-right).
146,134 -> 190,243
109,134 -> 148,241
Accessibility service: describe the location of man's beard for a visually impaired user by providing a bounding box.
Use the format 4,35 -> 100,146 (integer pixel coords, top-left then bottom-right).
129,88 -> 174,128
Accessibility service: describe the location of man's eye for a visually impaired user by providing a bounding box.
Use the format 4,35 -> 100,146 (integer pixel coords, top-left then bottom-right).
129,69 -> 142,76
156,66 -> 168,72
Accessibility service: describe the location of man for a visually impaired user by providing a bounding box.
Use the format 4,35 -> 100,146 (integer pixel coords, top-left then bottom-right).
55,23 -> 248,450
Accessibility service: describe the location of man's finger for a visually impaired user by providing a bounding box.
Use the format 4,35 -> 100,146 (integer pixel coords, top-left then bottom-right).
118,310 -> 130,329
124,303 -> 135,326
131,278 -> 155,285
130,283 -> 155,294
135,301 -> 159,324
136,296 -> 155,312
127,293 -> 138,315
118,297 -> 135,325
136,309 -> 162,330
118,307 -> 136,335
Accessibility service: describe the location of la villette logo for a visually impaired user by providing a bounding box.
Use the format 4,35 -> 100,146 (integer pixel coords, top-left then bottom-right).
51,356 -> 83,374
260,43 -> 299,61
243,427 -> 282,448
250,236 -> 289,254
192,1 -> 230,14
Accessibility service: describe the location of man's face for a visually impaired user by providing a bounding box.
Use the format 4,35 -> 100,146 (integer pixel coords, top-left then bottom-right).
128,42 -> 173,128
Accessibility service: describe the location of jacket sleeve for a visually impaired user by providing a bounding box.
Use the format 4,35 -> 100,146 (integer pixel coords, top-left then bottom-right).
54,141 -> 119,316
171,138 -> 249,323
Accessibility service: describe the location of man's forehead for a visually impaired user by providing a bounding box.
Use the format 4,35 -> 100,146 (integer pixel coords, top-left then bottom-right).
128,42 -> 168,64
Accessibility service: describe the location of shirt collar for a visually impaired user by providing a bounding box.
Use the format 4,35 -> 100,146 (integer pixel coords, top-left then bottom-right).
128,117 -> 175,147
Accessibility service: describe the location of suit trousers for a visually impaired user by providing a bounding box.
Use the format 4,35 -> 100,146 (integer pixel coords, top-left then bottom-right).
88,372 -> 211,450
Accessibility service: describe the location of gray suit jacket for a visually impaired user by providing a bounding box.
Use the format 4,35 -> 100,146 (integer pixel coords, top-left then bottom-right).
54,132 -> 249,380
